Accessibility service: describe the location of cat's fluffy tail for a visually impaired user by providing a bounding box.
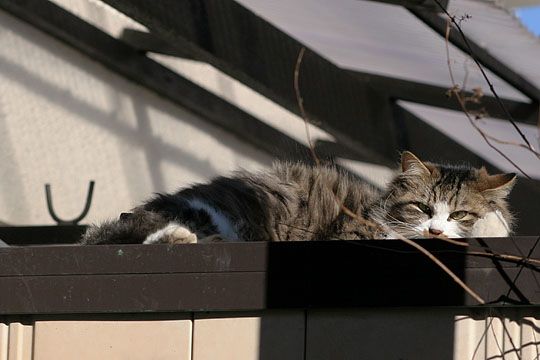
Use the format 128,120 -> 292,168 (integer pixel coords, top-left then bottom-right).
80,210 -> 168,245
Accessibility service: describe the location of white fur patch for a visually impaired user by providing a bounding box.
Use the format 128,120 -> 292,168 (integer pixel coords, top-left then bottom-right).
143,222 -> 197,244
187,198 -> 239,241
415,202 -> 461,238
471,210 -> 509,237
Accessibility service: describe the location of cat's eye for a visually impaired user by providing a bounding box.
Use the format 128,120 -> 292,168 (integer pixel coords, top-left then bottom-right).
415,202 -> 431,215
449,211 -> 468,220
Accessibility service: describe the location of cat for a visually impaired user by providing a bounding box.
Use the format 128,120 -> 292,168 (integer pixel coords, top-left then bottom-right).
80,151 -> 516,245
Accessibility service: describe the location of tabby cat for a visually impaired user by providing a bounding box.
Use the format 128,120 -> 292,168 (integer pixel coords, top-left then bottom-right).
81,152 -> 515,245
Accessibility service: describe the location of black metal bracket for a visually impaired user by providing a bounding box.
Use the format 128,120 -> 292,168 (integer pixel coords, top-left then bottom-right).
45,181 -> 95,225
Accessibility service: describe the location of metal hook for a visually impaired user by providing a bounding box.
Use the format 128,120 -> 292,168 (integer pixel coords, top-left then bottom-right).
45,181 -> 95,225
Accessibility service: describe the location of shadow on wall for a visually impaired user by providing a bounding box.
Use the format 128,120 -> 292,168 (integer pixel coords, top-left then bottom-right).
258,240 -> 460,359
0,100 -> 30,222
257,304 -> 540,359
0,52 -> 262,179
258,240 -> 540,359
0,10 -> 275,223
299,309 -> 455,360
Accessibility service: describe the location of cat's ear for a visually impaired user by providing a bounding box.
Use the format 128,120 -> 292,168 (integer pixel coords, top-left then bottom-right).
478,171 -> 517,198
401,151 -> 435,176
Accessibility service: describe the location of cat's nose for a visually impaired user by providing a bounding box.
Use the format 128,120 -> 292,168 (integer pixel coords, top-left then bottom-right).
429,228 -> 443,236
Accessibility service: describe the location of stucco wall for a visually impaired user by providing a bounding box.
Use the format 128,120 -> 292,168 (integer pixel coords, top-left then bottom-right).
0,5 -> 277,225
0,1 -> 394,226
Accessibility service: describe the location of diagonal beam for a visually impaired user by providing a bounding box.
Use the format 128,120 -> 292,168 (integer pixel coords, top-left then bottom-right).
362,0 -> 448,11
100,0 -> 400,164
120,28 -> 537,125
120,28 -> 201,60
352,70 -> 538,125
0,0 -> 313,162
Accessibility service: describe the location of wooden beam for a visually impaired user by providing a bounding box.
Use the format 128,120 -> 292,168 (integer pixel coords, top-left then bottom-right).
364,0 -> 448,12
120,28 -> 200,60
0,0 -> 314,163
355,71 -> 538,125
120,28 -> 537,125
100,0 -> 401,164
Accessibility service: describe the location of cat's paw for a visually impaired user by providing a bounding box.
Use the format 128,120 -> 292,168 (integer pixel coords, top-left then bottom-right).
471,210 -> 509,237
143,223 -> 198,244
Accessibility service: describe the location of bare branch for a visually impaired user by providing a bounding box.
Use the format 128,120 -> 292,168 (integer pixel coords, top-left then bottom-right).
294,47 -> 320,166
434,0 -> 538,156
444,19 -> 534,179
396,232 -> 485,303
293,47 -> 486,305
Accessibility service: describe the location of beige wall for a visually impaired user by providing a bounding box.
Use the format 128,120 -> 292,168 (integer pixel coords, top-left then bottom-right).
0,5 -> 275,226
1,309 -> 538,359
0,1 -> 394,226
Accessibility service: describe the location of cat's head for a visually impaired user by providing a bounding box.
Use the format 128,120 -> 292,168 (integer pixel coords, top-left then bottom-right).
375,151 -> 516,238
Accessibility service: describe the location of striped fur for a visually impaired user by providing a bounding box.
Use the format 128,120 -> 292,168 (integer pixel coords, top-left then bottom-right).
81,152 -> 515,244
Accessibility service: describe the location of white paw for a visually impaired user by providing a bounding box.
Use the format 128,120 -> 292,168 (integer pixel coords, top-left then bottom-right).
143,223 -> 198,244
471,210 -> 509,237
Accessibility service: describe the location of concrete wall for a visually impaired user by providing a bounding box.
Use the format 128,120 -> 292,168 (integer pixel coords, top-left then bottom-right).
2,309 -> 538,359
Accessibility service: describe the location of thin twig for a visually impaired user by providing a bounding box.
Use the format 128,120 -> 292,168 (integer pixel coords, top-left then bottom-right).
345,206 -> 485,303
444,20 -> 533,179
293,47 -> 485,305
277,222 -> 317,235
424,229 -> 470,247
294,47 -> 320,166
398,232 -> 485,303
468,251 -> 540,266
439,13 -> 538,358
489,318 -> 506,359
345,237 -> 540,268
434,0 -> 537,155
469,237 -> 540,360
482,133 -> 540,155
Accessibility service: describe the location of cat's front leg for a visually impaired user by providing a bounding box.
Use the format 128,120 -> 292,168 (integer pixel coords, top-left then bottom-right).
143,222 -> 198,244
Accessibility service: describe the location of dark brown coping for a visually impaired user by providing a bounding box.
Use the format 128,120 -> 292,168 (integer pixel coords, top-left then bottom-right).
0,225 -> 85,245
0,236 -> 539,315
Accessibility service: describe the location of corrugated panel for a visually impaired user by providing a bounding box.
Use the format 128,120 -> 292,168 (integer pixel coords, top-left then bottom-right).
306,309 -> 540,360
449,0 -> 540,92
6,323 -> 33,360
454,315 -> 540,359
401,101 -> 540,179
237,0 -> 528,101
0,323 -> 8,360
